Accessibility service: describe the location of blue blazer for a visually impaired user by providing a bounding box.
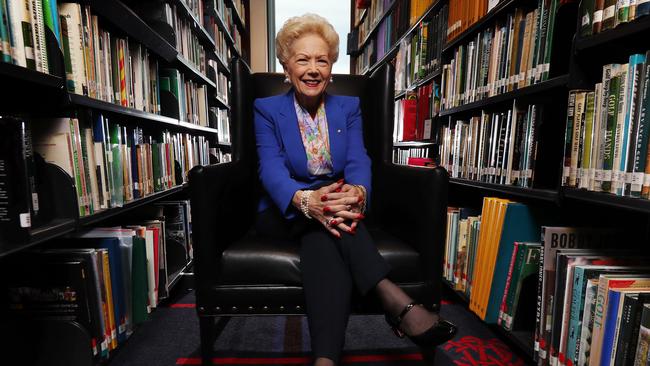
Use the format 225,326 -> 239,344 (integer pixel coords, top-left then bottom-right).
254,90 -> 372,219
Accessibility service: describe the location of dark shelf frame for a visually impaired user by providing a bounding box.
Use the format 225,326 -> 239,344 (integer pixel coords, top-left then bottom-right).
563,188 -> 650,214
78,185 -> 186,226
0,219 -> 77,259
214,52 -> 231,75
356,1 -> 398,51
178,121 -> 219,134
450,178 -> 560,202
0,62 -> 64,88
394,69 -> 442,100
69,94 -> 219,135
89,0 -> 178,62
439,74 -> 570,116
175,54 -> 217,88
354,8 -> 368,28
171,0 -> 216,48
574,15 -> 650,53
69,94 -> 179,126
214,95 -> 230,109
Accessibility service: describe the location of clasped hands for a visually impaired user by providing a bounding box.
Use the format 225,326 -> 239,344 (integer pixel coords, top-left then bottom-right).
298,179 -> 366,238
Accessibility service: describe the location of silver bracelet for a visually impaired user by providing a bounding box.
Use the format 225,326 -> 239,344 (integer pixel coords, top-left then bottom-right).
354,185 -> 367,213
300,190 -> 313,219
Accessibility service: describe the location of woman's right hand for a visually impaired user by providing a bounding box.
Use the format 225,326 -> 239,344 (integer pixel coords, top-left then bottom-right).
308,180 -> 346,238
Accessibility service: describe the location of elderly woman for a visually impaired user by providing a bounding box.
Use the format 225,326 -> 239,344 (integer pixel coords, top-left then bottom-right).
253,14 -> 456,366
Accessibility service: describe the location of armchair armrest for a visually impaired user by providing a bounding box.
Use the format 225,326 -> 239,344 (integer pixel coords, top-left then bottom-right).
189,162 -> 258,299
372,163 -> 448,304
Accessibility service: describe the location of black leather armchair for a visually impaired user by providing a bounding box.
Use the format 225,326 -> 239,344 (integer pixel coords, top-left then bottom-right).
189,58 -> 449,365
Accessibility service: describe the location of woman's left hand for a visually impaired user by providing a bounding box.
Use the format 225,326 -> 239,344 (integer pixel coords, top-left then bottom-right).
322,184 -> 365,234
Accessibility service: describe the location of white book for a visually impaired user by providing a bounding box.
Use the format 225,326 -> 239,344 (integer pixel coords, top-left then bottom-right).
59,3 -> 87,95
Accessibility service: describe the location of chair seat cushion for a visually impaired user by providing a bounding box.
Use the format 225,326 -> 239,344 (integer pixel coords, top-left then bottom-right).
216,225 -> 423,287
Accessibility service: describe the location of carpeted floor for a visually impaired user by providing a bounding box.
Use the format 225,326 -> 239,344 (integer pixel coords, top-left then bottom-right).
108,282 -> 531,366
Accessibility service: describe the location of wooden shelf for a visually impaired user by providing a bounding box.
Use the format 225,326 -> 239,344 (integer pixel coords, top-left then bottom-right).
575,16 -> 650,53
0,219 -> 77,259
439,74 -> 569,116
78,185 -> 186,227
171,0 -> 216,48
450,178 -> 560,202
0,62 -> 64,88
442,0 -> 537,54
175,55 -> 216,88
89,0 -> 177,62
357,1 -> 398,51
563,188 -> 650,214
365,0 -> 446,75
214,52 -> 231,75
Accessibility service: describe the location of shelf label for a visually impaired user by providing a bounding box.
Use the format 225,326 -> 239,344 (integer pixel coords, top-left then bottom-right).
19,212 -> 31,228
593,10 -> 604,23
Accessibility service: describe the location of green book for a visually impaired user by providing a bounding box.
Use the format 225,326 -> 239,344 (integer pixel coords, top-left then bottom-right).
602,68 -> 621,192
109,123 -> 124,207
579,0 -> 596,37
503,243 -> 541,331
131,235 -> 149,325
580,92 -> 596,189
0,0 -> 11,63
633,52 -> 650,198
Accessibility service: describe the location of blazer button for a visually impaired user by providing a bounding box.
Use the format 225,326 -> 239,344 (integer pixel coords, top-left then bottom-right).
337,129 -> 341,133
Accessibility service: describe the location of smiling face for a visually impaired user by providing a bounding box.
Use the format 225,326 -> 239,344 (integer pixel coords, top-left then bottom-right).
283,33 -> 333,111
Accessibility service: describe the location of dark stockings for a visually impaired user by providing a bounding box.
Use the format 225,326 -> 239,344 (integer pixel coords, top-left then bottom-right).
375,279 -> 439,336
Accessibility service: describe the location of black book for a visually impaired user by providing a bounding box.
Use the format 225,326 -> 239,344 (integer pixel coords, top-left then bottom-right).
0,117 -> 39,242
614,292 -> 650,366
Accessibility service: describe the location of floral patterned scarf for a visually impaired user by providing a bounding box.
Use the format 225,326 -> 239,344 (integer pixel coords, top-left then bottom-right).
294,97 -> 333,176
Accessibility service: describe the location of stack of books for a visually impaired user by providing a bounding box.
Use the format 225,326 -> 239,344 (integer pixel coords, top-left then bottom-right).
562,52 -> 650,198
439,102 -> 540,187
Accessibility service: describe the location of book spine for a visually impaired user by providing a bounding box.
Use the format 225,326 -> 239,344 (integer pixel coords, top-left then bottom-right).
603,69 -> 621,192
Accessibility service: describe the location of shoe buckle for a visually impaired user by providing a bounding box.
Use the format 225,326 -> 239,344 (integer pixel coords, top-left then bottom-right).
391,326 -> 405,338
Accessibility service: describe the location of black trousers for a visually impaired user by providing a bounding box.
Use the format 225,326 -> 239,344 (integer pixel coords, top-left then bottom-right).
255,207 -> 391,362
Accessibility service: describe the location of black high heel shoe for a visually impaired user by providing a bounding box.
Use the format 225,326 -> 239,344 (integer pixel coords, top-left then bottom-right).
385,302 -> 457,347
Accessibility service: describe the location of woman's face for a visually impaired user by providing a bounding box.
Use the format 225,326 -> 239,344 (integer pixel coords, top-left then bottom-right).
283,33 -> 333,106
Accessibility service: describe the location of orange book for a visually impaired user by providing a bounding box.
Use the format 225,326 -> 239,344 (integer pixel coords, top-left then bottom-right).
469,197 -> 495,314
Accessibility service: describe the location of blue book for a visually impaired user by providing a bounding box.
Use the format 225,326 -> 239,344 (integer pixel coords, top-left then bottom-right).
68,237 -> 127,344
600,289 -> 623,366
484,203 -> 540,324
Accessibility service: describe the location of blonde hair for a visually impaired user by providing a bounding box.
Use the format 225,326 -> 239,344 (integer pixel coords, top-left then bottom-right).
275,13 -> 339,65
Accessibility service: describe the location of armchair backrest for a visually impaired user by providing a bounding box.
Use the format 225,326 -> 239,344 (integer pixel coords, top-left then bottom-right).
229,58 -> 396,171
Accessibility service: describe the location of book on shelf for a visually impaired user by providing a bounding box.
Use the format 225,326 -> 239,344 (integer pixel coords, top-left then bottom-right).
0,116 -> 40,241
211,0 -> 243,54
353,0 -> 443,74
561,51 -> 650,199
58,2 -> 164,114
439,101 -> 540,188
499,242 -> 541,332
2,203 -> 194,360
446,0 -> 488,43
582,0 -> 650,37
445,198 -> 542,324
441,0 -> 561,111
159,68 -> 210,126
393,2 -> 447,89
393,81 -> 439,143
393,146 -> 432,165
0,0 -> 60,74
31,114 -> 210,217
634,304 -> 650,365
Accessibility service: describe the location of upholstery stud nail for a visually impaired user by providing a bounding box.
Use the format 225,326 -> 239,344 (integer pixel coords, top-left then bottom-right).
295,306 -> 301,311
279,306 -> 285,311
263,306 -> 269,311
248,306 -> 253,311
199,307 -> 205,312
232,306 -> 237,311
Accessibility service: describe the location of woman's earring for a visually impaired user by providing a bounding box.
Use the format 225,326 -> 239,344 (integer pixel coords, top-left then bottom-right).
330,76 -> 334,83
283,76 -> 290,84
